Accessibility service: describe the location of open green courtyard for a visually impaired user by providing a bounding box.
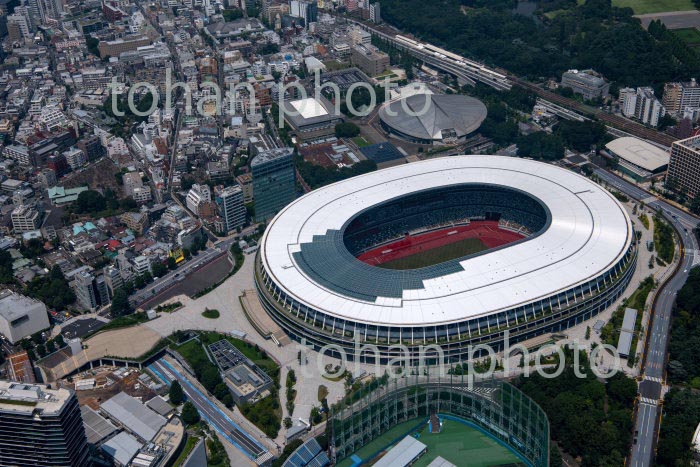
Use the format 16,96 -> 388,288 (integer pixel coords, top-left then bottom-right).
336,418 -> 523,467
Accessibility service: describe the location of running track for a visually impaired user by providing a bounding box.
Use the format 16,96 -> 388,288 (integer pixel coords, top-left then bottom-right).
357,221 -> 525,266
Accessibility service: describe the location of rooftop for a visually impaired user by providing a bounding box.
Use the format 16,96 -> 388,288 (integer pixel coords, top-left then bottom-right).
374,436 -> 426,467
0,290 -> 44,322
0,381 -> 71,416
290,97 -> 329,119
261,156 -> 633,326
100,392 -> 166,442
605,137 -> 669,172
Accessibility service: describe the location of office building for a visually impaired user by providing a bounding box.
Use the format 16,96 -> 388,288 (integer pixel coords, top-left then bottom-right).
663,79 -> 700,116
71,270 -> 111,311
0,382 -> 90,467
668,134 -> 700,199
561,69 -> 610,100
251,147 -> 296,222
351,43 -> 390,76
290,0 -> 318,27
11,204 -> 41,233
186,184 -> 211,216
619,87 -> 665,127
215,185 -> 246,234
369,2 -> 381,22
98,34 -> 151,57
236,173 -> 254,203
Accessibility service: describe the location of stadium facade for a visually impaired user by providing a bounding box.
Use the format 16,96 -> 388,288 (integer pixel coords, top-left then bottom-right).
378,94 -> 487,144
256,156 -> 636,362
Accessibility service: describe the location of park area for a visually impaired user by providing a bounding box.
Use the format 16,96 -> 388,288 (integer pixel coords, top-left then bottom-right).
336,418 -> 523,467
674,27 -> 700,48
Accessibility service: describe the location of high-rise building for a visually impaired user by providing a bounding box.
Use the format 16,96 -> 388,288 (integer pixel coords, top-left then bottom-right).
251,147 -> 296,222
71,270 -> 99,310
668,135 -> 700,199
6,13 -> 30,40
215,185 -> 246,234
369,2 -> 381,22
0,381 -> 90,467
662,79 -> 700,116
619,87 -> 665,127
290,0 -> 317,26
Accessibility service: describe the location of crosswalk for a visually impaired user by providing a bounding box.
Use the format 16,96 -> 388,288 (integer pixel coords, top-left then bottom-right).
640,397 -> 658,406
644,375 -> 663,383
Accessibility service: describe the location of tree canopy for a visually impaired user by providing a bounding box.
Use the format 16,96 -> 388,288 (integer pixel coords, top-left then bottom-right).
380,0 -> 698,87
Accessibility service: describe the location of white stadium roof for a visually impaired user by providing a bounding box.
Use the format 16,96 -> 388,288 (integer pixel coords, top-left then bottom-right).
605,137 -> 670,172
261,156 -> 633,326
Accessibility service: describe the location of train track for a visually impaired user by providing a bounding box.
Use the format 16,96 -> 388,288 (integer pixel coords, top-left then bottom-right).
509,77 -> 677,147
349,18 -> 679,148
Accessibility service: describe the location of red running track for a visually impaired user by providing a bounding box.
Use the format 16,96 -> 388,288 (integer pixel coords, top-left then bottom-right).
357,221 -> 526,266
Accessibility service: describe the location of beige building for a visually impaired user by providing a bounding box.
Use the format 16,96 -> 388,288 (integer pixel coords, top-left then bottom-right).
236,173 -> 254,203
668,135 -> 700,199
98,35 -> 151,58
350,44 -> 390,76
11,204 -> 40,233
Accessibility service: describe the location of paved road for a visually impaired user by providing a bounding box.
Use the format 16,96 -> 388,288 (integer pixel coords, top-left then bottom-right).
129,247 -> 225,307
149,358 -> 268,460
593,168 -> 698,467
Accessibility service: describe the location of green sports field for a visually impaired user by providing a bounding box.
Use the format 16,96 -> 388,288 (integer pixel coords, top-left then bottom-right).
412,420 -> 523,467
611,0 -> 695,15
336,418 -> 523,467
673,27 -> 700,48
378,238 -> 487,270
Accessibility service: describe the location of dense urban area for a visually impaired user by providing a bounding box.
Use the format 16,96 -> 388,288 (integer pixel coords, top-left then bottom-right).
0,0 -> 699,466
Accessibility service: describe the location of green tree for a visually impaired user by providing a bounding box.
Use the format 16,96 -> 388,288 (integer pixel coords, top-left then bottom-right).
110,288 -> 132,317
167,257 -> 177,270
75,190 -> 107,214
181,401 -> 200,425
169,381 -> 185,405
334,122 -> 361,138
151,262 -> 167,278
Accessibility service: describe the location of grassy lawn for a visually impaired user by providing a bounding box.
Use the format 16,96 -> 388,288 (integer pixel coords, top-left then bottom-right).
612,0 -> 696,14
201,308 -> 220,319
379,238 -> 487,270
352,136 -> 372,148
97,313 -> 149,333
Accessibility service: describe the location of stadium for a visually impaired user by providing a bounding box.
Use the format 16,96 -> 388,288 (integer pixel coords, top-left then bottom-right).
378,94 -> 487,144
256,156 -> 636,362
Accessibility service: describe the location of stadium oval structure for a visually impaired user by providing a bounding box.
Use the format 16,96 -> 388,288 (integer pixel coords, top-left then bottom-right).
256,156 -> 636,362
378,94 -> 487,144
